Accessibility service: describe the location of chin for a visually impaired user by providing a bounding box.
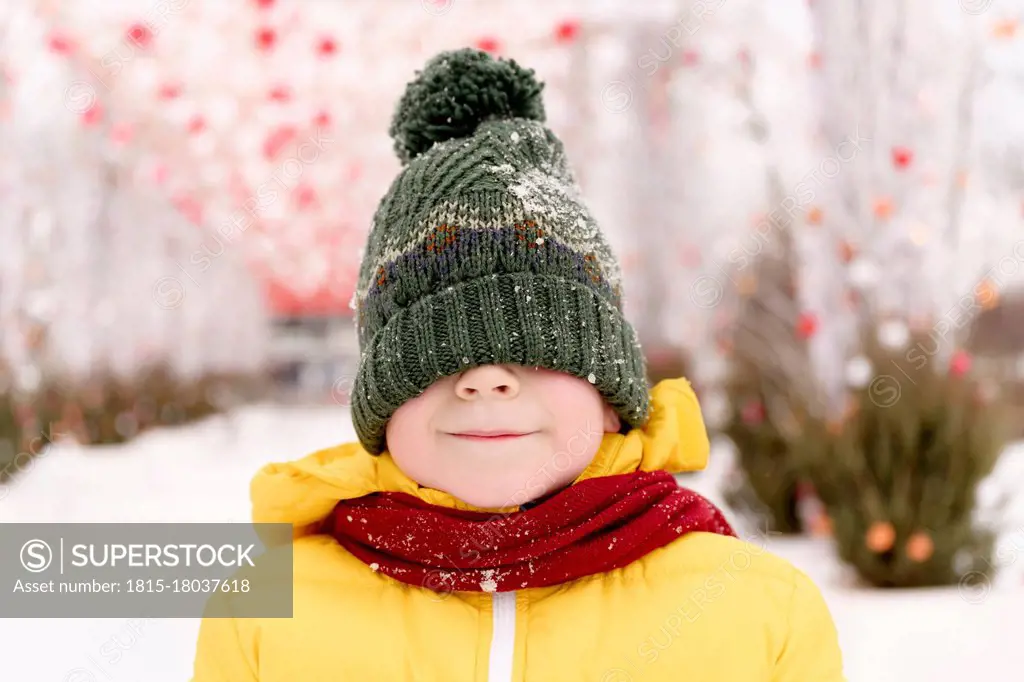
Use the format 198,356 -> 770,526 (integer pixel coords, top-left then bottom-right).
452,490 -> 513,510
445,472 -> 544,510
448,441 -> 537,463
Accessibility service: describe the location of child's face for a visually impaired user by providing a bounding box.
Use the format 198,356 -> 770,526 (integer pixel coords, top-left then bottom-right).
385,364 -> 621,509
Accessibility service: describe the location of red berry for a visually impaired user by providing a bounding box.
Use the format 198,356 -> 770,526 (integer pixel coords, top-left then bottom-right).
158,82 -> 182,99
255,0 -> 275,7
318,36 -> 337,56
892,146 -> 913,169
741,400 -> 766,426
48,32 -> 74,54
475,37 -> 501,53
256,27 -> 276,51
796,312 -> 818,339
682,49 -> 700,66
174,195 -> 203,224
554,20 -> 579,43
268,85 -> 291,102
82,102 -> 104,126
126,23 -> 153,49
264,125 -> 297,160
313,110 -> 331,128
187,116 -> 206,134
295,184 -> 318,209
949,350 -> 972,377
110,122 -> 134,145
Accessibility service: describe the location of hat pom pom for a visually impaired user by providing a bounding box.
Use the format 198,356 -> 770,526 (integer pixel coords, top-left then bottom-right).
389,48 -> 546,164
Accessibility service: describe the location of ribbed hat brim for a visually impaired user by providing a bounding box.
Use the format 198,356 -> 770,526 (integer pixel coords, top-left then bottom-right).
351,272 -> 650,454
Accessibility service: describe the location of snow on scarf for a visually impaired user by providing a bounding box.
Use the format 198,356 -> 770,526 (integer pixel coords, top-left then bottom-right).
322,470 -> 735,594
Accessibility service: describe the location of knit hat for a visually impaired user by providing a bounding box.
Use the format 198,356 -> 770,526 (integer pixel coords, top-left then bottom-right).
350,48 -> 649,454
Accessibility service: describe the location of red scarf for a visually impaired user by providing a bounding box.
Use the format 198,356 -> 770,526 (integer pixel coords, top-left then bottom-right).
322,470 -> 735,594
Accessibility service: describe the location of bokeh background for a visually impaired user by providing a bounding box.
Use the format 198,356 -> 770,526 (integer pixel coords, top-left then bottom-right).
2,0 -> 1024,679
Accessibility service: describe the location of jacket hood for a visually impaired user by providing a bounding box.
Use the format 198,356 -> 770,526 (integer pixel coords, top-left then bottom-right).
251,378 -> 709,542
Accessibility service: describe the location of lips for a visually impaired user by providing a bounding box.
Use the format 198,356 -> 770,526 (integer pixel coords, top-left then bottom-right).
446,430 -> 536,442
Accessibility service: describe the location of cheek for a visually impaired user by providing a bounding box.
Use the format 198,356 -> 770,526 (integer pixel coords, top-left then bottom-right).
536,375 -> 606,420
535,381 -> 608,456
386,379 -> 451,443
385,394 -> 441,474
547,416 -> 605,462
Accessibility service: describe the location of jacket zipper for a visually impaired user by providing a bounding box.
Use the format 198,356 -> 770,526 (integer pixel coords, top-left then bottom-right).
488,591 -> 516,682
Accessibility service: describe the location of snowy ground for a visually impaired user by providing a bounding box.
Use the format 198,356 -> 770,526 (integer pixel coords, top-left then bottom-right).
1,404 -> 1023,681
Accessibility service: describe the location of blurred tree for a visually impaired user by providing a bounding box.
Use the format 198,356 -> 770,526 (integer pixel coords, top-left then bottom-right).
615,18 -> 691,384
0,4 -> 270,447
799,328 -> 1009,588
699,8 -> 820,533
800,0 -> 1019,406
793,0 -> 1020,585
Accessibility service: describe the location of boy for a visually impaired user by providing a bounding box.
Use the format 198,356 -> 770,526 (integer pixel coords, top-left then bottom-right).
192,48 -> 845,681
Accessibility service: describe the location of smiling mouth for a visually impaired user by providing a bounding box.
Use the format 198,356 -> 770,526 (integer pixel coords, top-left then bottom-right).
446,431 -> 537,442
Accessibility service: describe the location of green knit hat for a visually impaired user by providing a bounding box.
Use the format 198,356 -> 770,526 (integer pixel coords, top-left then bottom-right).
350,48 -> 650,454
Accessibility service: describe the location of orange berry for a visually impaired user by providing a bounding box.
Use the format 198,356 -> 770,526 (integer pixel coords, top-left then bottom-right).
811,514 -> 833,537
906,531 -> 934,563
873,197 -> 894,219
866,521 -> 896,553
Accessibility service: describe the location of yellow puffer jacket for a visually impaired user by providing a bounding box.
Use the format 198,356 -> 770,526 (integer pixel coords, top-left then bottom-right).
192,379 -> 845,682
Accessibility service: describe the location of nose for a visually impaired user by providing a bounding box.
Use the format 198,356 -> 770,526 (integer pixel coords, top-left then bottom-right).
454,365 -> 520,401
